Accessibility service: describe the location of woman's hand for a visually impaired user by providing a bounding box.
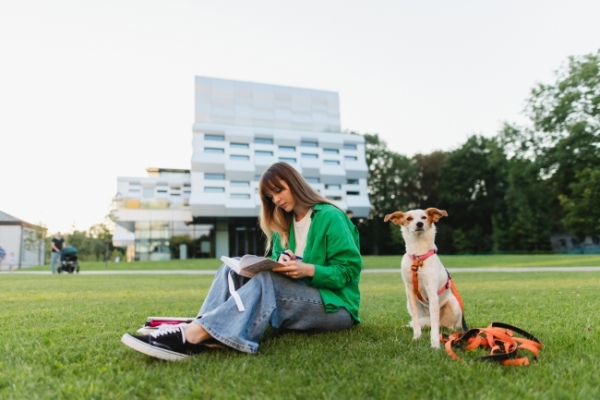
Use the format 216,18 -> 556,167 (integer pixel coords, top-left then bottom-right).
273,255 -> 314,279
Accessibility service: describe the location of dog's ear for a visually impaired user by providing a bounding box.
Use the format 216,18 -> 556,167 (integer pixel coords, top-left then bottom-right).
384,211 -> 405,225
425,208 -> 448,223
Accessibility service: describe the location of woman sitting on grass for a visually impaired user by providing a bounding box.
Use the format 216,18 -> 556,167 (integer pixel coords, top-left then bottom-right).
121,162 -> 363,361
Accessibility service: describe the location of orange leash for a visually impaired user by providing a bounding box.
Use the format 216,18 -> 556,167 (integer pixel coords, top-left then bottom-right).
440,322 -> 543,366
449,279 -> 464,312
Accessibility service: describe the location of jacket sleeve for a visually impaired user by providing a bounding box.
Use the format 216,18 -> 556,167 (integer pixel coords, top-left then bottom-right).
309,211 -> 362,290
270,232 -> 284,261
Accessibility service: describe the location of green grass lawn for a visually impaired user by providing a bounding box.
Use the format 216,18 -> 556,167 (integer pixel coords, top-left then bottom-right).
1,270 -> 599,399
22,254 -> 600,272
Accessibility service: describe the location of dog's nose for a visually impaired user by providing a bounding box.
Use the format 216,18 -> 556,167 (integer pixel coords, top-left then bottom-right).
416,221 -> 424,228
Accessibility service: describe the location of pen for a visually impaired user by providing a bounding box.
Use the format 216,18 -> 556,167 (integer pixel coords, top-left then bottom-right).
279,251 -> 302,260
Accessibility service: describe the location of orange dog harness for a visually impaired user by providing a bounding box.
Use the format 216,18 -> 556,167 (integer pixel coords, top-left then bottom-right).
407,249 -> 467,331
440,322 -> 543,366
407,250 -> 464,310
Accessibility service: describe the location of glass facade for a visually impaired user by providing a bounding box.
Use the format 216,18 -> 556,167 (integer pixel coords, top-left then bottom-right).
133,220 -> 213,261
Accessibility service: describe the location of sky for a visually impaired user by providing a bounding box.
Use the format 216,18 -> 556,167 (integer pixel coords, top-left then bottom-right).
1,0 -> 599,235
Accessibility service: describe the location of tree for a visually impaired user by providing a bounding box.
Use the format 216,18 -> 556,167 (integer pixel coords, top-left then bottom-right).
358,133 -> 417,255
66,223 -> 116,262
411,151 -> 448,209
502,49 -> 600,240
437,135 -> 508,253
24,222 -> 47,266
492,154 -> 554,252
559,167 -> 600,241
89,223 -> 114,265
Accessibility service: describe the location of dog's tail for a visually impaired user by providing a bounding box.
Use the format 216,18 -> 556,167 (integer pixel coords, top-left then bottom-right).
461,315 -> 468,332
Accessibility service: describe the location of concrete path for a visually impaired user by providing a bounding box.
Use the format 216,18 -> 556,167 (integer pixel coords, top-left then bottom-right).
367,267 -> 600,273
10,266 -> 600,275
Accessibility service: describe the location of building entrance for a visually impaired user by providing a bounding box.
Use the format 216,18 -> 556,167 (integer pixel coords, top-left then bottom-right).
230,224 -> 264,257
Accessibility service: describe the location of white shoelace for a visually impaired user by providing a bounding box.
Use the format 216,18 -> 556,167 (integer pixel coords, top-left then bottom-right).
150,325 -> 186,344
228,270 -> 245,312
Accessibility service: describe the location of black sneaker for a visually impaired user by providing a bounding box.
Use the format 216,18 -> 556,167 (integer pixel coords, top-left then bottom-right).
121,326 -> 206,361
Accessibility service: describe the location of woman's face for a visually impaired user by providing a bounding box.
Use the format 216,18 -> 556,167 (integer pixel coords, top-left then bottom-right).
269,180 -> 296,213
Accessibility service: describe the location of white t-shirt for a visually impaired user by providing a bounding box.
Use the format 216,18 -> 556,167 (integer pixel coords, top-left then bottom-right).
293,208 -> 312,258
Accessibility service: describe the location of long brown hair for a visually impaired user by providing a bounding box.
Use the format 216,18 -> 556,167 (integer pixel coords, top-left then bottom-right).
259,162 -> 335,252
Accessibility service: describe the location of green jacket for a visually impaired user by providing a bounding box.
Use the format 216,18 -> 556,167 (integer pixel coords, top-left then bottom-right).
271,203 -> 362,323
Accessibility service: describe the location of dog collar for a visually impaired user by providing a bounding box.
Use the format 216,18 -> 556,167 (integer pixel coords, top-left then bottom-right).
407,249 -> 437,273
407,249 -> 437,262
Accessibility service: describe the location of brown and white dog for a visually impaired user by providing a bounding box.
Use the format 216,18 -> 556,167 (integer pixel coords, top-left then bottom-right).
384,208 -> 465,349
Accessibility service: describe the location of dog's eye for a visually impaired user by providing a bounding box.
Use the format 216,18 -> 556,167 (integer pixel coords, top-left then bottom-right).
421,216 -> 427,220
406,217 -> 413,221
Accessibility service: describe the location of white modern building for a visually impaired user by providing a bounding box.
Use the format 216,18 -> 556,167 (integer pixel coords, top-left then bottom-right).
112,168 -> 213,261
113,77 -> 371,261
0,210 -> 46,268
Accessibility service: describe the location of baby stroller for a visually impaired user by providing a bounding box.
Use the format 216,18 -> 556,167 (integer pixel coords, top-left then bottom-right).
58,246 -> 80,274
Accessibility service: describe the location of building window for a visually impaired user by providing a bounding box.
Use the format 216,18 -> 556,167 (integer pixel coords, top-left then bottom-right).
231,193 -> 251,199
301,153 -> 318,159
255,137 -> 273,144
157,182 -> 167,187
305,177 -> 320,183
347,179 -> 359,185
143,188 -> 154,198
157,190 -> 167,194
326,184 -> 341,190
170,193 -> 181,197
326,196 -> 342,201
344,156 -> 358,161
346,191 -> 360,196
183,190 -> 191,195
343,143 -> 358,150
323,148 -> 339,155
279,145 -> 296,152
324,160 -> 340,165
205,147 -> 224,154
230,142 -> 249,149
255,150 -> 273,157
129,189 -> 140,193
158,171 -> 190,178
231,181 -> 250,187
230,154 -> 250,160
205,134 -> 224,141
205,173 -> 225,180
183,183 -> 191,187
279,157 -> 296,163
204,187 -> 225,193
129,182 -> 140,186
301,140 -> 318,147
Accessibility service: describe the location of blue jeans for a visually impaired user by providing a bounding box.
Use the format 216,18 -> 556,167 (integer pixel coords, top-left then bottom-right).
194,264 -> 354,354
50,252 -> 61,273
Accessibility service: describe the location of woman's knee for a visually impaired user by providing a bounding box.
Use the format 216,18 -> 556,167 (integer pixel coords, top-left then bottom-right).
216,263 -> 233,275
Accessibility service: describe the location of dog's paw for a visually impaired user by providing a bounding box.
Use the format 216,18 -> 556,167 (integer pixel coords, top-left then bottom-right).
430,339 -> 440,349
413,329 -> 422,340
